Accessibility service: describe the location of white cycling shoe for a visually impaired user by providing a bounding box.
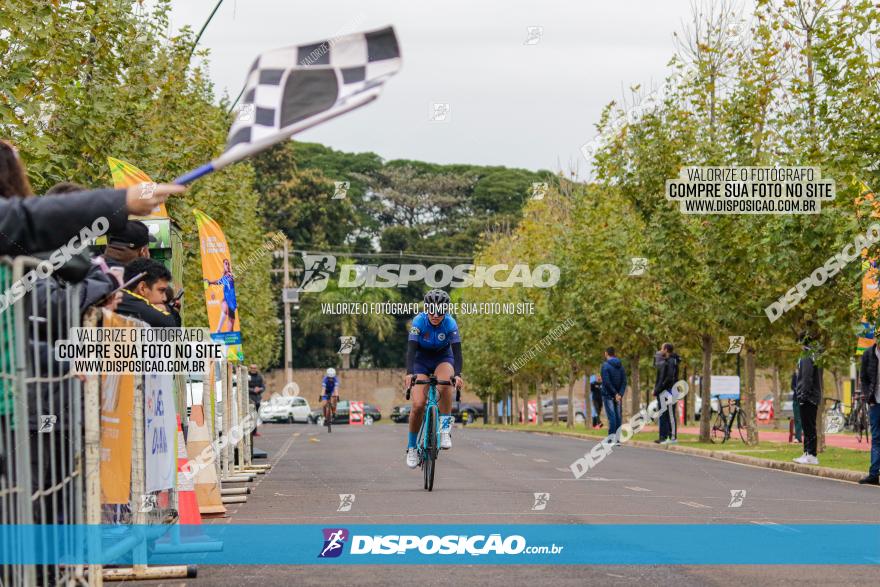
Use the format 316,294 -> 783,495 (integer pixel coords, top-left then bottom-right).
440,428 -> 452,450
406,447 -> 419,468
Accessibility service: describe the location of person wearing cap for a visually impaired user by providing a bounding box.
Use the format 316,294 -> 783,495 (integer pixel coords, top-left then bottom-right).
104,220 -> 156,270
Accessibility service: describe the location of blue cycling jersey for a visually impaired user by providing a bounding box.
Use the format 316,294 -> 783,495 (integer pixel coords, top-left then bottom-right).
408,312 -> 461,354
322,376 -> 339,397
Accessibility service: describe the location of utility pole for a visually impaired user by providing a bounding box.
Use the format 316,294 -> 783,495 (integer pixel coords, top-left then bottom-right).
283,238 -> 293,387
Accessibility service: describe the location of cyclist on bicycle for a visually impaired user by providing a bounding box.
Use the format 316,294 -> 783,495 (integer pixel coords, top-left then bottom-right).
321,367 -> 340,416
404,289 -> 463,468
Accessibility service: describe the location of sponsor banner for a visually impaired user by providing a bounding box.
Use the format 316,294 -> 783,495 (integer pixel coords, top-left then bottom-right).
1,525 -> 879,564
193,209 -> 243,362
144,372 -> 178,493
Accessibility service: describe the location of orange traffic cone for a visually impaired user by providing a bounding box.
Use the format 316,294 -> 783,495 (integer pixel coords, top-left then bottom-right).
176,414 -> 202,525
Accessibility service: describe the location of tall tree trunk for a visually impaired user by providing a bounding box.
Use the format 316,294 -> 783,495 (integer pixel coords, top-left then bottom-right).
566,377 -> 575,429
772,365 -> 781,430
536,381 -> 544,425
743,346 -> 759,446
628,354 -> 640,421
514,382 -> 520,424
700,334 -> 713,442
688,367 -> 697,425
552,375 -> 559,425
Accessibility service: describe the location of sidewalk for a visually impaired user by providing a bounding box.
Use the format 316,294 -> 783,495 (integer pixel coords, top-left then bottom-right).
666,425 -> 871,451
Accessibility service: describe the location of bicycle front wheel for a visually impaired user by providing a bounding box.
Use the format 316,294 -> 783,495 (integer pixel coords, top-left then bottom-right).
736,410 -> 747,442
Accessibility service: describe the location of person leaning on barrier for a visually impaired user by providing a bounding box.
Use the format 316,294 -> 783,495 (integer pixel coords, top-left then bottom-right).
116,258 -> 182,328
0,139 -> 183,255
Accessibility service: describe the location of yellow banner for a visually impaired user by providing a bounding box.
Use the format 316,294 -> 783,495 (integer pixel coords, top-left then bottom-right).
106,156 -> 169,219
193,209 -> 243,362
856,180 -> 878,354
99,311 -> 137,505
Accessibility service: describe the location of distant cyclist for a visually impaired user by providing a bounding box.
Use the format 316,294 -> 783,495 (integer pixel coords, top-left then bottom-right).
403,289 -> 463,468
321,367 -> 340,416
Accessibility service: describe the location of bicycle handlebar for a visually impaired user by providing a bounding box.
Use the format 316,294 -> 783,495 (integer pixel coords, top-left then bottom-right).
405,376 -> 461,401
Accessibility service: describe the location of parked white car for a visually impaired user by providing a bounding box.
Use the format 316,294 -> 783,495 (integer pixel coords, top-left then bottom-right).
259,396 -> 312,423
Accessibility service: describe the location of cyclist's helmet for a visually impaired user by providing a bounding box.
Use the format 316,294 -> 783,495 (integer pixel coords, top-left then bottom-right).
326,367 -> 336,377
424,289 -> 451,316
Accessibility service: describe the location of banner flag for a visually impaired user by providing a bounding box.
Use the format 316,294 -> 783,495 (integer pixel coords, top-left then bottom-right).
106,156 -> 169,218
193,209 -> 243,362
855,180 -> 878,354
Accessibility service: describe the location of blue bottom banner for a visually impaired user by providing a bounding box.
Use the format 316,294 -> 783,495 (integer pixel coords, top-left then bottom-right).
1,524 -> 879,565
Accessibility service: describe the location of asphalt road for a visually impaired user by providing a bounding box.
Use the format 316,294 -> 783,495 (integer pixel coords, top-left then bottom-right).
127,421 -> 880,586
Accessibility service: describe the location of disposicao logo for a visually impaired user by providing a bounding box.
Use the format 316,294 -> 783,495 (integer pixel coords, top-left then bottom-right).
318,528 -> 349,558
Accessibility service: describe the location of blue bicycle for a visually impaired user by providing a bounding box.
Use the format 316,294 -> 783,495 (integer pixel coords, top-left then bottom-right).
407,375 -> 459,491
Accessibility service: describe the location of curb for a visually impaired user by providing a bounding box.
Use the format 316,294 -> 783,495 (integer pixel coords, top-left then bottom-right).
479,426 -> 869,484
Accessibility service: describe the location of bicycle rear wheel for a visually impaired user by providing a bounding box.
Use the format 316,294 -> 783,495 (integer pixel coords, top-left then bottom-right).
324,404 -> 332,433
710,412 -> 727,444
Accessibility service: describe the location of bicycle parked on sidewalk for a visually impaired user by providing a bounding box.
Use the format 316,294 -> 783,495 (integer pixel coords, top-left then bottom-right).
710,398 -> 746,443
407,375 -> 460,491
847,391 -> 870,443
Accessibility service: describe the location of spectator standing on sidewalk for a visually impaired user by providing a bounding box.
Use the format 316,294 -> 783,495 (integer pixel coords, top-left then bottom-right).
857,341 -> 880,485
653,342 -> 681,444
790,370 -> 803,443
600,348 -> 626,443
248,365 -> 265,442
589,374 -> 603,429
794,333 -> 822,465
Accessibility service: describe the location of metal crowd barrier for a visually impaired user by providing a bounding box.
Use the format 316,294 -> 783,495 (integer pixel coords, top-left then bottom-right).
1,255 -> 86,586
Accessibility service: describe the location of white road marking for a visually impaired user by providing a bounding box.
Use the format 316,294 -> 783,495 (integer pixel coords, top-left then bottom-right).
679,500 -> 712,509
533,458 -> 549,463
625,486 -> 652,492
512,452 -> 526,457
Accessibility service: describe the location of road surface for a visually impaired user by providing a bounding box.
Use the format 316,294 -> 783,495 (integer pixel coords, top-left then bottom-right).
139,421 -> 880,586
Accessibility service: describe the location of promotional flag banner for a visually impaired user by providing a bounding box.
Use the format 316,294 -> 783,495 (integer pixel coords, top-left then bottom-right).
855,180 -> 878,354
99,312 -> 137,504
106,156 -> 169,218
193,209 -> 243,362
174,26 -> 401,185
144,372 -> 178,493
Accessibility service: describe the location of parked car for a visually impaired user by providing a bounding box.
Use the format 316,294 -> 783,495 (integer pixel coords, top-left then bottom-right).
540,398 -> 586,423
455,401 -> 484,423
259,395 -> 312,423
391,404 -> 411,423
309,400 -> 382,424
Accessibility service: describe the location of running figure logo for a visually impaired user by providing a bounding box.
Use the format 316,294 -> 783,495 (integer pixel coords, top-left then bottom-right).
298,254 -> 336,293
38,415 -> 57,433
728,489 -> 747,508
726,336 -> 745,354
629,257 -> 648,276
532,492 -> 550,511
318,528 -> 349,558
337,494 -> 355,512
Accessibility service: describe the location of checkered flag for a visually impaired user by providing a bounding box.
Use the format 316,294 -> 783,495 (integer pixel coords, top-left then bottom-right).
175,26 -> 402,184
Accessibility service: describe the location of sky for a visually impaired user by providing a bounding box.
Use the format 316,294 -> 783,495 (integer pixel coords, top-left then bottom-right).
167,0 -> 698,175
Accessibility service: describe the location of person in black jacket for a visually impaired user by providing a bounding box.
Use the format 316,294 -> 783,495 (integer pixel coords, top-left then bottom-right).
116,258 -> 181,328
790,370 -> 802,442
857,342 -> 880,485
794,333 -> 822,465
600,347 -> 627,442
653,342 -> 680,444
589,374 -> 603,428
